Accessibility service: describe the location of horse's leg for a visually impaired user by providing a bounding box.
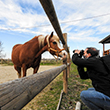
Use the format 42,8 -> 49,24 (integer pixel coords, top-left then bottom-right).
33,56 -> 41,74
22,64 -> 27,77
33,65 -> 40,74
14,65 -> 21,78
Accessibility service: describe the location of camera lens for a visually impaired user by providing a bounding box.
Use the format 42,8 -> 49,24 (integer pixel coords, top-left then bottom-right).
73,50 -> 75,53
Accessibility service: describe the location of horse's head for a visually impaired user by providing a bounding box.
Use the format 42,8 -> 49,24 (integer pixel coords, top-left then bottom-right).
47,32 -> 65,58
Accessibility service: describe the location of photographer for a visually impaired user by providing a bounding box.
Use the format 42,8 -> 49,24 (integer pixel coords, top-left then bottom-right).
72,47 -> 110,110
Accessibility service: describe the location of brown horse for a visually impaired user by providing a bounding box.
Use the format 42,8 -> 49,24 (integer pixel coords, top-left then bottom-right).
11,32 -> 64,78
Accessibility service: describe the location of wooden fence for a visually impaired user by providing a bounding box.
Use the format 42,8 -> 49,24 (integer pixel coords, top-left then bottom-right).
0,0 -> 71,109
0,64 -> 69,110
39,0 -> 71,77
39,0 -> 69,53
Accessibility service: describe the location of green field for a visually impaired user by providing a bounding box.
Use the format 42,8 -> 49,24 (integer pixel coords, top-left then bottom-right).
0,59 -> 62,66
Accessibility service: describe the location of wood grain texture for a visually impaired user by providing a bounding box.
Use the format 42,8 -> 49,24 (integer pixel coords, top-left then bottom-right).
0,65 -> 67,110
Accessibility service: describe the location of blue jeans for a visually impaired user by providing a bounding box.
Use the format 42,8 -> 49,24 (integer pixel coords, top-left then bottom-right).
80,88 -> 110,110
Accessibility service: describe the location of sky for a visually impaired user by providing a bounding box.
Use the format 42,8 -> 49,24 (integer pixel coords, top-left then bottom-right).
0,0 -> 110,59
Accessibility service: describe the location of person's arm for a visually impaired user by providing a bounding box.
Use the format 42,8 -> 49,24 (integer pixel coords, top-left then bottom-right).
72,53 -> 94,67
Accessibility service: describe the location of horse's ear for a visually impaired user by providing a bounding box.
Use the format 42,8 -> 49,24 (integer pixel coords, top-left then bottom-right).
49,31 -> 54,40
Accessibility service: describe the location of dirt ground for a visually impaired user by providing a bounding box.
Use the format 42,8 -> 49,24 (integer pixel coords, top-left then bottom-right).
0,65 -> 57,84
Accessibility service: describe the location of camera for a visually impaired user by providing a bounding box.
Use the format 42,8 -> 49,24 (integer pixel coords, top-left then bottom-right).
73,49 -> 84,58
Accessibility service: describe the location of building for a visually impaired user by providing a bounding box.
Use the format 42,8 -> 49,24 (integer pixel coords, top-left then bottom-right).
99,35 -> 110,56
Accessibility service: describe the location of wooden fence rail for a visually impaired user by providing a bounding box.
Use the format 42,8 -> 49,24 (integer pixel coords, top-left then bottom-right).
0,64 -> 68,110
39,0 -> 71,79
39,0 -> 69,53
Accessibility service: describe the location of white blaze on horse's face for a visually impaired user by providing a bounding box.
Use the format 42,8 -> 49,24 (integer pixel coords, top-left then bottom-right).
51,35 -> 63,50
50,35 -> 64,57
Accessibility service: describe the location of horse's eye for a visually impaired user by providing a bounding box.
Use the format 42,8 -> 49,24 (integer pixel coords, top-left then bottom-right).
53,42 -> 57,44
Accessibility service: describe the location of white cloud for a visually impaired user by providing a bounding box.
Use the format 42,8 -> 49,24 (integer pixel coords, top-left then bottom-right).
69,35 -> 100,42
69,32 -> 100,42
0,0 -> 110,36
0,0 -> 48,33
1,0 -> 110,59
54,0 -> 110,36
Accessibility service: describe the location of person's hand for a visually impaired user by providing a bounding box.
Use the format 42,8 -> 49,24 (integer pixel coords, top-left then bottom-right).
74,50 -> 81,54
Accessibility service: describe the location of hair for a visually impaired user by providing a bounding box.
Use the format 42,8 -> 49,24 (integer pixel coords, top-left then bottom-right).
86,47 -> 99,57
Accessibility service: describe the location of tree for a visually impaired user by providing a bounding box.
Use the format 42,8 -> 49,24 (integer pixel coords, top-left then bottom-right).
0,41 -> 5,58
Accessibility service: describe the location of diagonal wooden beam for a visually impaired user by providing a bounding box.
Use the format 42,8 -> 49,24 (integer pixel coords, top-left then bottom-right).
39,0 -> 69,53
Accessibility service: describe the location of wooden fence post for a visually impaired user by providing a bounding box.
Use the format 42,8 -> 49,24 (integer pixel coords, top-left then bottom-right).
67,47 -> 71,78
63,33 -> 70,77
63,56 -> 67,94
63,33 -> 68,94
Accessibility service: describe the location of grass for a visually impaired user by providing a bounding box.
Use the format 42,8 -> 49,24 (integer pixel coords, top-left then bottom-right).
22,62 -> 92,110
0,59 -> 62,66
0,60 -> 13,66
60,63 -> 92,110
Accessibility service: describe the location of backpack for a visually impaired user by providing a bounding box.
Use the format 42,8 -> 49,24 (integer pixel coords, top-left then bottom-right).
100,55 -> 110,74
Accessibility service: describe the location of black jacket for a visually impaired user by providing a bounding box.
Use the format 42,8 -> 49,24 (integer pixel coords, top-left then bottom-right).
72,53 -> 110,97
